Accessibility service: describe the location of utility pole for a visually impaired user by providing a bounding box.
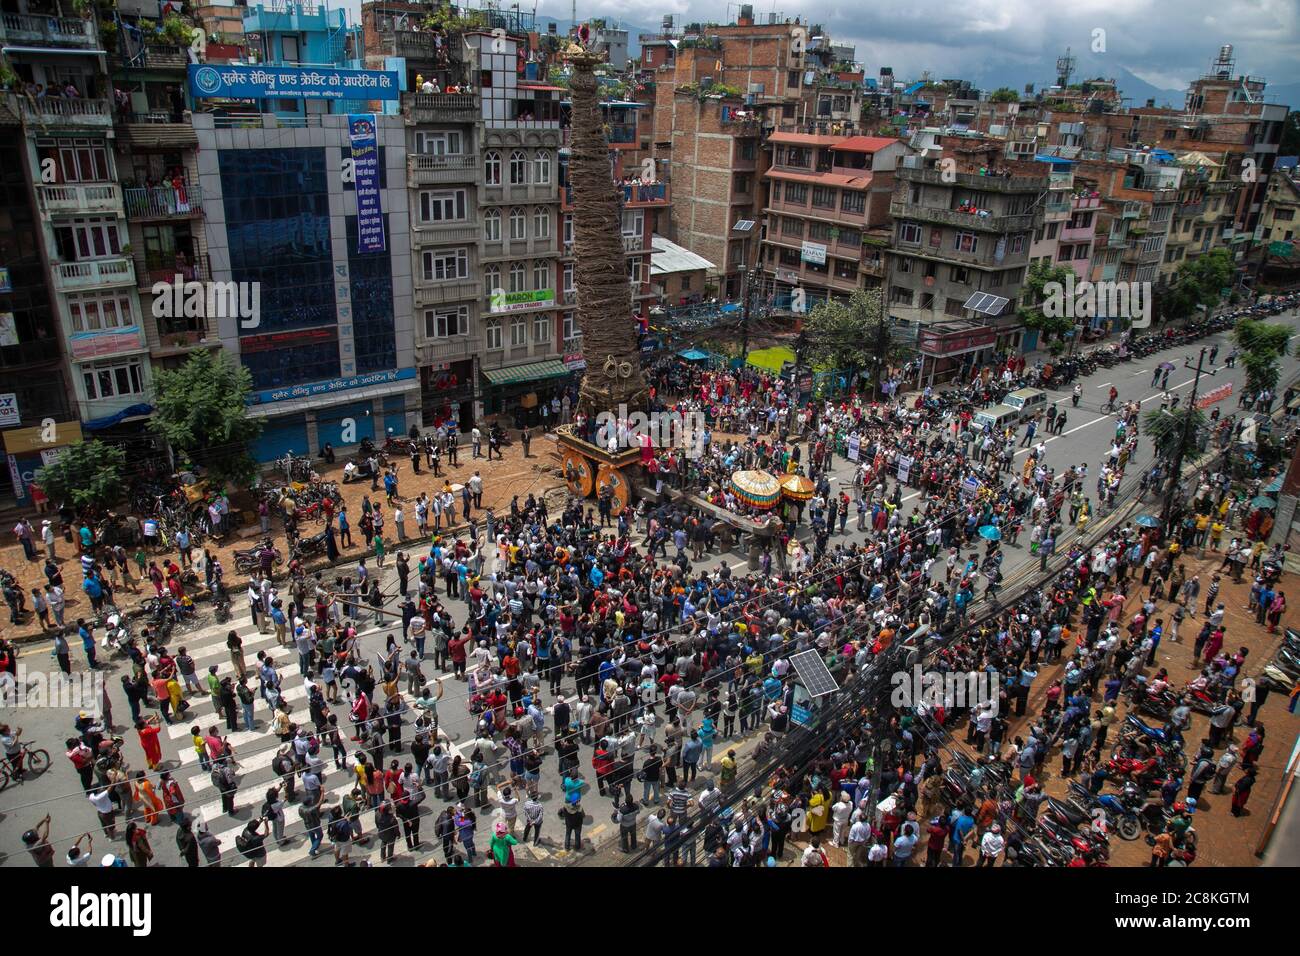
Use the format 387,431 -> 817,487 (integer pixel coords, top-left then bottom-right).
1160,346 -> 1216,530
740,266 -> 756,361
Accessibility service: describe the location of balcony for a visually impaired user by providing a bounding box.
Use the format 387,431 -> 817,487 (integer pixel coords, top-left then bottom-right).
414,279 -> 480,309
0,12 -> 97,48
137,253 -> 210,290
412,221 -> 480,246
621,182 -> 668,205
36,182 -> 122,219
148,313 -> 217,358
1175,200 -> 1206,218
53,257 -> 136,292
890,200 -> 1036,234
402,92 -> 480,125
561,290 -> 576,306
113,43 -> 189,71
1122,243 -> 1163,265
391,30 -> 442,60
408,153 -> 480,185
898,166 -> 1047,193
16,97 -> 113,128
622,234 -> 647,254
123,183 -> 203,220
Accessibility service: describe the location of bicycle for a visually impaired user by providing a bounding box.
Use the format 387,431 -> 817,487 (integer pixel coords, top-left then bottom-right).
0,741 -> 51,790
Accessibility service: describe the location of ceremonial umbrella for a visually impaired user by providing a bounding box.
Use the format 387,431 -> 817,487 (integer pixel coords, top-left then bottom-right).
779,473 -> 815,502
730,470 -> 782,510
1250,496 -> 1277,510
1134,514 -> 1162,528
978,525 -> 1001,541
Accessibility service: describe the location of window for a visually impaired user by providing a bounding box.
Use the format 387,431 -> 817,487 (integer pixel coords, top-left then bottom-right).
419,190 -> 467,222
812,186 -> 836,209
782,217 -> 804,238
483,265 -> 500,297
563,312 -> 580,343
1151,205 -> 1171,224
989,271 -> 1005,288
485,151 -> 501,185
896,257 -> 914,274
628,256 -> 643,286
533,207 -> 551,239
485,319 -> 503,350
483,207 -> 501,242
1074,244 -> 1090,261
82,358 -> 144,401
784,183 -> 807,204
510,316 -> 527,347
38,138 -> 111,183
281,35 -> 300,62
416,131 -> 462,155
66,291 -> 135,332
839,227 -> 861,246
1009,235 -> 1025,254
509,150 -> 528,185
422,248 -> 469,282
1068,210 -> 1093,230
889,286 -> 913,305
779,247 -> 800,266
621,209 -> 644,237
899,223 -> 922,244
55,216 -> 121,261
533,151 -> 551,185
563,214 -> 574,246
562,262 -> 574,293
953,232 -> 978,253
424,305 -> 469,338
533,314 -> 551,343
1046,222 -> 1060,240
509,207 -> 526,240
533,259 -> 549,289
509,262 -> 526,293
950,266 -> 970,284
840,191 -> 865,215
809,221 -> 832,241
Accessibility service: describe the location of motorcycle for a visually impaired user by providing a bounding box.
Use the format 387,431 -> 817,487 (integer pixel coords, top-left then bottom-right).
234,542 -> 282,575
290,530 -> 329,561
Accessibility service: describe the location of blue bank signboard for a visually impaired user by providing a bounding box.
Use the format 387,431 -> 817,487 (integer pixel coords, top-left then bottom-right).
188,64 -> 401,101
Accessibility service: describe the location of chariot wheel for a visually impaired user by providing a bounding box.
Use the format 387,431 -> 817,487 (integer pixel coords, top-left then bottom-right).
562,448 -> 594,497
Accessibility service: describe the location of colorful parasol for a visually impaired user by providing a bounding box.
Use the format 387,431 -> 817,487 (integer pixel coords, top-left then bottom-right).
730,470 -> 782,510
779,473 -> 815,502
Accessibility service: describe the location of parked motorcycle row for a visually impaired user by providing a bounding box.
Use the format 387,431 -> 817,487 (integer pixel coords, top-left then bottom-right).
1260,627 -> 1300,693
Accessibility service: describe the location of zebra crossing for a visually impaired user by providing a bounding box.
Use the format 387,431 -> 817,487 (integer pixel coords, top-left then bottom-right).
146,614 -> 495,867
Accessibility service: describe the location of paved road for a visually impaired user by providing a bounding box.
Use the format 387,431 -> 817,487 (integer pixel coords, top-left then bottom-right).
3,311 -> 1299,868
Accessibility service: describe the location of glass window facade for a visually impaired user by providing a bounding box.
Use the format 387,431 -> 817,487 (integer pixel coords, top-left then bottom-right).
346,214 -> 395,374
220,148 -> 338,388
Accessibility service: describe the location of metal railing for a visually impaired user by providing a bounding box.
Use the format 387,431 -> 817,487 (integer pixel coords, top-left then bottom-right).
622,181 -> 667,203
137,253 -> 211,289
408,153 -> 480,184
402,92 -> 479,122
889,200 -> 1036,233
123,183 -> 203,219
897,166 -> 1047,192
16,96 -> 113,125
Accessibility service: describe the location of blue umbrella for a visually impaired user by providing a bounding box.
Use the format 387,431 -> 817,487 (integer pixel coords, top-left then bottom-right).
978,525 -> 1001,541
1250,496 -> 1277,510
1134,514 -> 1161,528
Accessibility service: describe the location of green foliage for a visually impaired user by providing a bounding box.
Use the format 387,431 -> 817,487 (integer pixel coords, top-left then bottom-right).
1234,319 -> 1291,396
158,14 -> 195,47
35,440 -> 126,515
1143,407 -> 1206,463
989,87 -> 1019,103
420,4 -> 488,34
150,350 -> 263,488
803,289 -> 910,390
1174,248 -> 1233,312
1017,260 -> 1077,338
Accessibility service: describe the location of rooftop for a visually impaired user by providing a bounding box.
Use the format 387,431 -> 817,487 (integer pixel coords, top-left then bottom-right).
650,234 -> 715,275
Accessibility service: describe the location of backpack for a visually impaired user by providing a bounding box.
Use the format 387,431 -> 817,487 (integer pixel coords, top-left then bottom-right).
330,818 -> 351,842
235,830 -> 254,855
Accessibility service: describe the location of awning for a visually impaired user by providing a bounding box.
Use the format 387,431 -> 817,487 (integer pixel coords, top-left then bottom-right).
1265,474 -> 1284,494
482,359 -> 570,386
82,403 -> 152,431
678,349 -> 709,361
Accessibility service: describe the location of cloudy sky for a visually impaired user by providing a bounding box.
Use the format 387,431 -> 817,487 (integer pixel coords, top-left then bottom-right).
324,0 -> 1298,95
530,0 -> 1300,93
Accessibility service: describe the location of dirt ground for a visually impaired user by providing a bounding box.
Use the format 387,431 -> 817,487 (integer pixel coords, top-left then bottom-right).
1,433 -> 569,645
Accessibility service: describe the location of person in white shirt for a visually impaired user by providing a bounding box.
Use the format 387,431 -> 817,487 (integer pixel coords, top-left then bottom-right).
497,786 -> 520,834
830,792 -> 853,847
977,824 -> 1005,866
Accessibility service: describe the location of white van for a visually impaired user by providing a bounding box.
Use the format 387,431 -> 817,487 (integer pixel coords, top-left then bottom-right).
1003,388 -> 1048,420
972,405 -> 1022,434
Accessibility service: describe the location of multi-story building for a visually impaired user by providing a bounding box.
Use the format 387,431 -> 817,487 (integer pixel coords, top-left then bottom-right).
464,29 -> 566,423
760,132 -> 904,305
0,101 -> 77,507
885,152 -> 1047,380
590,21 -> 629,71
1075,152 -> 1180,299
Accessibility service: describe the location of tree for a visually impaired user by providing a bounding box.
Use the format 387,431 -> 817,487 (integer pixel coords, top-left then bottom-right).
150,350 -> 264,487
34,440 -> 126,515
1143,407 -> 1206,463
1017,260 -> 1077,339
1234,319 -> 1291,396
803,289 -> 910,393
989,87 -> 1020,103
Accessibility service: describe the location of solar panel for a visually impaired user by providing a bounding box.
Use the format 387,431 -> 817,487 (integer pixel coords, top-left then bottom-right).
964,291 -> 1009,316
791,648 -> 840,698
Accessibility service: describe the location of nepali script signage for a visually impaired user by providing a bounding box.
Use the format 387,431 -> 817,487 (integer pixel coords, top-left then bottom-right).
250,367 -> 417,406
918,326 -> 997,357
348,114 -> 386,254
188,65 -> 401,101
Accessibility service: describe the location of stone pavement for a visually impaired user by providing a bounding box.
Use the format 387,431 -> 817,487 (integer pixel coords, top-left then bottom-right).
0,433 -> 568,646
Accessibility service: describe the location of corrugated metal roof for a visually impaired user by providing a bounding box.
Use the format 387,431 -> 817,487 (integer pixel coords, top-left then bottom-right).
650,234 -> 714,275
766,131 -> 844,146
830,135 -> 897,153
765,168 -> 872,189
